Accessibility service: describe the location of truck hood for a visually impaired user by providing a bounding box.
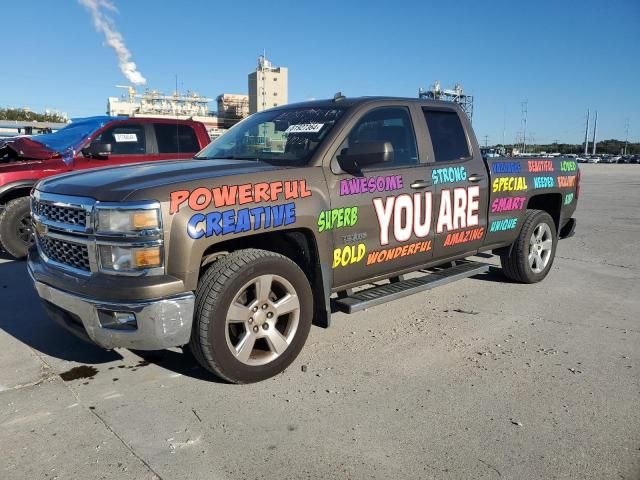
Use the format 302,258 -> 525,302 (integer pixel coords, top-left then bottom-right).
35,158 -> 283,201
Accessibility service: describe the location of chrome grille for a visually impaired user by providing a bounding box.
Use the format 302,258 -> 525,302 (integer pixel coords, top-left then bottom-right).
39,236 -> 90,272
36,201 -> 87,227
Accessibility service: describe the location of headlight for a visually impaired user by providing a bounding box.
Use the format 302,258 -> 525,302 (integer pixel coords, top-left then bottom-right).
96,207 -> 161,234
99,244 -> 163,272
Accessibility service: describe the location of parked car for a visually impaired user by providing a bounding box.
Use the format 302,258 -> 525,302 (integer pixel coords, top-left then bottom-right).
0,116 -> 210,258
28,96 -> 579,383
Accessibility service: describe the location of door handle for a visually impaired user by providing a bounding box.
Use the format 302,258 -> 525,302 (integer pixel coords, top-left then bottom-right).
410,180 -> 432,189
468,174 -> 484,183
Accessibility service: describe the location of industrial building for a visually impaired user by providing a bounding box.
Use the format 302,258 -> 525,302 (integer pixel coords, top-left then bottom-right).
216,94 -> 249,128
248,55 -> 288,114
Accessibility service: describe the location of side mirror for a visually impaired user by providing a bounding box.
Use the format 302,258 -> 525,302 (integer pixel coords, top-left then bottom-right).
83,142 -> 112,159
337,141 -> 394,173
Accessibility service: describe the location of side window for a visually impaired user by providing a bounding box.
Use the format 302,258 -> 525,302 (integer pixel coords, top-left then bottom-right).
154,124 -> 200,153
338,107 -> 418,169
422,109 -> 470,162
94,124 -> 146,155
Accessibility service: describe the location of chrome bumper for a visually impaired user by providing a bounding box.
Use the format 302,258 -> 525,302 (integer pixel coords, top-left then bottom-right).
29,269 -> 195,351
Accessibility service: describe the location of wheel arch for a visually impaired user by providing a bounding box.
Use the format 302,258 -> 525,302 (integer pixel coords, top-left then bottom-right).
0,181 -> 35,206
525,193 -> 563,230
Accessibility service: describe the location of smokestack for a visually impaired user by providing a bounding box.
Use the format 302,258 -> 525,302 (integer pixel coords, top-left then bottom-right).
79,0 -> 147,86
592,111 -> 598,155
583,109 -> 590,156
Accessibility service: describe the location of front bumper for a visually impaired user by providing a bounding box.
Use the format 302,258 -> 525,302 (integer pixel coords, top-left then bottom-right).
29,265 -> 195,351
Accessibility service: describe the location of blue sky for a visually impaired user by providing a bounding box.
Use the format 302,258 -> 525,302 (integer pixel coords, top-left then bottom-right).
2,0 -> 638,144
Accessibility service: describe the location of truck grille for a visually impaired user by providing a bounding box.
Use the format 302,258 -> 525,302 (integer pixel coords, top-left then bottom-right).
35,201 -> 87,227
39,236 -> 91,272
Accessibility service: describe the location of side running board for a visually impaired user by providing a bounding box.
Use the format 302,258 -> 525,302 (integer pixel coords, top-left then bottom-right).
333,261 -> 490,314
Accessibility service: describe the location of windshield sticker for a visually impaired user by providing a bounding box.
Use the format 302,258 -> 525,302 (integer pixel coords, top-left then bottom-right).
285,123 -> 324,133
431,166 -> 467,185
114,133 -> 138,142
366,240 -> 432,265
333,244 -> 366,268
340,175 -> 403,196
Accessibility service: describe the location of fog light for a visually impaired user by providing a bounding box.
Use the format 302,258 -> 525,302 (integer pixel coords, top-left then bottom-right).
98,310 -> 138,330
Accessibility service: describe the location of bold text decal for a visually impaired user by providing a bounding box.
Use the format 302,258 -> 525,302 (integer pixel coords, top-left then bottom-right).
333,244 -> 366,268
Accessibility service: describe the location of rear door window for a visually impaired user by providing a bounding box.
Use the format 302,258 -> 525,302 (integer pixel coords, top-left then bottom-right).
154,124 -> 200,153
422,109 -> 471,162
94,124 -> 146,155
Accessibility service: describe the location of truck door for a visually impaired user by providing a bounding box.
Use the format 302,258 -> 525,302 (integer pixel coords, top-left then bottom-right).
75,122 -> 152,170
325,105 -> 436,288
421,107 -> 489,259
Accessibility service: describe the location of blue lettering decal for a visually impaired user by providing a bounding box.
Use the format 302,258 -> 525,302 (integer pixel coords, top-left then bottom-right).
187,214 -> 206,239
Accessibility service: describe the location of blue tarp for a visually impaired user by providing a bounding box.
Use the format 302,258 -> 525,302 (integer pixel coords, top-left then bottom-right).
32,116 -> 117,153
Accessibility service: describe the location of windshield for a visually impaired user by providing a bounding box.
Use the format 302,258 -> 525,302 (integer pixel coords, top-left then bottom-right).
196,107 -> 346,165
32,116 -> 115,153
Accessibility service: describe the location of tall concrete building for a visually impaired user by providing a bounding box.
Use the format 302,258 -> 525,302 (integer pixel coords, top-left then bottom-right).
248,55 -> 288,114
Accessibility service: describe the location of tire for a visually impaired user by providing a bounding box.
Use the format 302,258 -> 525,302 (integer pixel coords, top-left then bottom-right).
189,248 -> 313,384
0,197 -> 34,259
500,209 -> 557,283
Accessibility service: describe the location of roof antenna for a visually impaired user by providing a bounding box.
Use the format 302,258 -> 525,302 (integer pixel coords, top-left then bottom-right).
333,92 -> 346,102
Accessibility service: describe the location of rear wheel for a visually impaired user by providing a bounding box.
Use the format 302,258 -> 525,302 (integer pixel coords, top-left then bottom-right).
500,209 -> 557,283
0,197 -> 34,259
189,249 -> 313,383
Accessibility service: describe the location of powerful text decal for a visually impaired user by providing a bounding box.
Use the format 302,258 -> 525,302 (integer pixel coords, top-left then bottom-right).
373,193 -> 433,246
366,240 -> 432,265
170,180 -> 312,239
492,162 -> 521,174
492,177 -> 528,192
528,160 -> 554,172
333,244 -> 366,268
443,227 -> 484,246
318,207 -> 358,232
431,166 -> 467,185
491,196 -> 526,213
557,175 -> 576,188
489,218 -> 518,233
533,176 -> 555,189
340,175 -> 403,196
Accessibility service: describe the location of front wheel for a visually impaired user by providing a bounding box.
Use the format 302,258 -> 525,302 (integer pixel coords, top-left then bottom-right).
189,249 -> 313,383
500,209 -> 557,283
0,197 -> 34,259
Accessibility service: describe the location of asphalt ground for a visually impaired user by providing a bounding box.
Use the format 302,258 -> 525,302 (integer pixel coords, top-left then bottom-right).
1,164 -> 638,479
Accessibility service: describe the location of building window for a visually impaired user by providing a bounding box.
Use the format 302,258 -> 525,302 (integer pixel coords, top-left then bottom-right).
273,77 -> 278,81
273,92 -> 278,96
273,103 -> 278,107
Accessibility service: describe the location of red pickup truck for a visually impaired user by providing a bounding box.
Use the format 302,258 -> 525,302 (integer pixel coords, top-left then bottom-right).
0,116 -> 210,258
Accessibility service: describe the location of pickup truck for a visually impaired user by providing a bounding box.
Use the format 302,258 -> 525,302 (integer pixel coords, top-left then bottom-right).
27,96 -> 579,383
0,116 -> 210,258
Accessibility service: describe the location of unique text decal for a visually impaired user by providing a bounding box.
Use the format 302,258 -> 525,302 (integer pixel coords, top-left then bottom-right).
366,240 -> 432,265
489,218 -> 518,233
373,193 -> 432,246
431,166 -> 467,185
564,193 -> 574,205
443,227 -> 484,246
560,160 -> 577,172
188,204 -> 296,239
333,244 -> 366,268
339,175 -> 403,196
435,187 -> 480,234
492,162 -> 521,174
492,177 -> 528,192
491,196 -> 526,213
318,207 -> 358,232
528,160 -> 554,172
170,180 -> 312,215
533,176 -> 555,189
557,175 -> 576,188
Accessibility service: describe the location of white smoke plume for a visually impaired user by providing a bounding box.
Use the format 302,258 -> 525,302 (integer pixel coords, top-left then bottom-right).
78,0 -> 147,86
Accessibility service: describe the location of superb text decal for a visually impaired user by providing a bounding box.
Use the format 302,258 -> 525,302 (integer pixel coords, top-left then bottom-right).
339,175 -> 403,196
318,207 -> 358,232
169,180 -> 312,239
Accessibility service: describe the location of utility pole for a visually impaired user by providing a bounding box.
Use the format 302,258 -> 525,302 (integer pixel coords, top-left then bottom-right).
592,111 -> 598,155
583,109 -> 590,156
483,135 -> 489,147
624,118 -> 630,155
521,101 -> 528,153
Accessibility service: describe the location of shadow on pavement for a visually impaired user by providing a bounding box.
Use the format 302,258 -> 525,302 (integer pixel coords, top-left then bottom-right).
0,259 -> 123,364
470,265 -> 515,283
132,349 -> 227,383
